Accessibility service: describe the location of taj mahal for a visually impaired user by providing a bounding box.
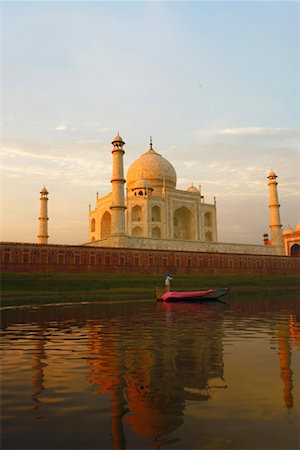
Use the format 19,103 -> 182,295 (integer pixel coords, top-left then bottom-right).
35,133 -> 299,258
89,135 -> 217,245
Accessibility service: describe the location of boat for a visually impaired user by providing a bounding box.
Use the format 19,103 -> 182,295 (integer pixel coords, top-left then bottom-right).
154,287 -> 230,303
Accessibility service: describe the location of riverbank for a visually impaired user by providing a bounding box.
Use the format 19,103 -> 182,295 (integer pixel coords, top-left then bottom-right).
1,272 -> 300,306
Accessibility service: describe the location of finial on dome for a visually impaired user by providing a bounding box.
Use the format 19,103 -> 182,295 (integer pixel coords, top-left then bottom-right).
150,136 -> 153,150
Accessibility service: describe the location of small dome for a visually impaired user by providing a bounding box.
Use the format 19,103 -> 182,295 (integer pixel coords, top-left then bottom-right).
282,226 -> 293,235
295,222 -> 300,232
40,186 -> 48,194
126,145 -> 177,189
112,134 -> 124,144
268,170 -> 277,178
187,184 -> 199,193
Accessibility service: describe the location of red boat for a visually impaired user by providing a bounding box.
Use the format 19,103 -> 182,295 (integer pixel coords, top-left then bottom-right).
155,287 -> 230,303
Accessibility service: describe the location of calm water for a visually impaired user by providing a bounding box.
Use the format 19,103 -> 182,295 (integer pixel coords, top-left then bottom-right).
1,294 -> 300,450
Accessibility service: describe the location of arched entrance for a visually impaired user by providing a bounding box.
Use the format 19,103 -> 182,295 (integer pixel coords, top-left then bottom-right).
132,226 -> 143,237
101,212 -> 111,238
173,207 -> 195,240
291,244 -> 300,256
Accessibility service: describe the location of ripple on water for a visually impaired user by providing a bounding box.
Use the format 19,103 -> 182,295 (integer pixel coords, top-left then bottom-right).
1,297 -> 300,450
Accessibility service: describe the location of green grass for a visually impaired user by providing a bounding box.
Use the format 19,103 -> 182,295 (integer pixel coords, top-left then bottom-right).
1,271 -> 299,306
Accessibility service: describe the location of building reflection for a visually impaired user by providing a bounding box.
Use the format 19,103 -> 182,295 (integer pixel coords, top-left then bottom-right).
1,298 -> 299,449
84,304 -> 300,448
278,314 -> 300,410
86,304 -> 225,447
86,323 -> 127,449
31,325 -> 47,418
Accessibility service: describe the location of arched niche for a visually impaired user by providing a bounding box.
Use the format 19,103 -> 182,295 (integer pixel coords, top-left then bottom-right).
204,211 -> 212,227
152,227 -> 161,238
132,226 -> 143,237
173,207 -> 195,240
91,218 -> 96,232
152,206 -> 161,222
101,211 -> 111,238
132,205 -> 142,222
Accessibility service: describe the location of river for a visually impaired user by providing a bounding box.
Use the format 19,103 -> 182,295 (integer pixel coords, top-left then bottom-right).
1,292 -> 300,449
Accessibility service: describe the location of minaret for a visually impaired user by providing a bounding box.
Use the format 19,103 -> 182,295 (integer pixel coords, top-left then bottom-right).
37,186 -> 49,244
267,171 -> 283,254
110,134 -> 126,236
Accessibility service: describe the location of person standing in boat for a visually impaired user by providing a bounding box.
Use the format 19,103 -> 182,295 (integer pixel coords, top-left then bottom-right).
165,273 -> 173,292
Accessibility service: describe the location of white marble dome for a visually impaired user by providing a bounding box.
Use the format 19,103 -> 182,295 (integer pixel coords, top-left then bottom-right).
126,146 -> 177,189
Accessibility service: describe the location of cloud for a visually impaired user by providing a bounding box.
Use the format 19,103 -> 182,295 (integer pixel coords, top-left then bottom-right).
55,124 -> 112,133
182,161 -> 197,168
2,139 -> 105,159
55,124 -> 77,132
97,127 -> 114,133
2,145 -> 69,161
2,141 -> 112,188
219,127 -> 296,137
2,164 -> 57,178
75,140 -> 100,144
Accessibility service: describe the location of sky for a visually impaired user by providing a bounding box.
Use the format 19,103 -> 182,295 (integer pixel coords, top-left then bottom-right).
1,1 -> 299,245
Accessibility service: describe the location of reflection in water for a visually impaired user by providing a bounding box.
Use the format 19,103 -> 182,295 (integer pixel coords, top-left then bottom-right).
86,322 -> 127,449
278,314 -> 300,410
31,326 -> 47,417
84,303 -> 225,446
1,296 -> 300,449
124,307 -> 223,441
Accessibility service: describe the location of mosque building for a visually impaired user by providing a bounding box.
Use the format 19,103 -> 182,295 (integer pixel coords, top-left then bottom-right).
88,135 -> 217,246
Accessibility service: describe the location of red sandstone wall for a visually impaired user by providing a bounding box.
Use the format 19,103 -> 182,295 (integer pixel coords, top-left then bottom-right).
1,242 -> 299,275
